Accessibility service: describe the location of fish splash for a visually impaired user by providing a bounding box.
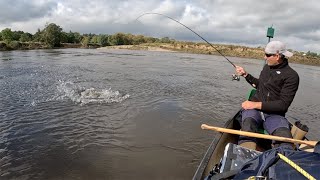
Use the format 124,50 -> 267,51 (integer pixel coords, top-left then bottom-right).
57,81 -> 130,105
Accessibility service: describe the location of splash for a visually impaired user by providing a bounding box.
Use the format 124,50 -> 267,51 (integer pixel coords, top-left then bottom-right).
57,81 -> 130,105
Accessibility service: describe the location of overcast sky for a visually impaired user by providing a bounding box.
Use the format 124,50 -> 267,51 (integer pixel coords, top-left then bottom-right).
1,0 -> 319,52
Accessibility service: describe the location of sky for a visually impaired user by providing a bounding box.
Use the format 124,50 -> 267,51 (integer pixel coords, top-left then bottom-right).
0,0 -> 320,52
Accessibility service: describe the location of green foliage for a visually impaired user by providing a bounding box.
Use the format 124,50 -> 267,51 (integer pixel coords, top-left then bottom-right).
97,34 -> 109,46
42,23 -> 63,48
90,35 -> 99,44
33,29 -> 43,42
19,33 -> 32,42
87,34 -> 109,46
109,33 -> 125,45
306,51 -> 319,57
60,32 -> 68,43
12,31 -> 24,41
0,23 -> 169,50
73,32 -> 82,43
81,36 -> 90,47
1,28 -> 14,43
131,35 -> 146,45
8,41 -> 21,49
145,37 -> 158,43
64,31 -> 81,43
159,37 -> 173,43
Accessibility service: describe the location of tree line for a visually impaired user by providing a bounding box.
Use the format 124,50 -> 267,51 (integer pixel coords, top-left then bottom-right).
1,22 -> 319,58
0,23 -> 175,49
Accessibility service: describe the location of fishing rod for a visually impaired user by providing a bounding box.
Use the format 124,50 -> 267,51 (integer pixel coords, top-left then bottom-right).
136,12 -> 240,81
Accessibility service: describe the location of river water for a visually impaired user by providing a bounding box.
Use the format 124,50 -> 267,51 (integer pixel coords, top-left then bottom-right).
0,48 -> 319,179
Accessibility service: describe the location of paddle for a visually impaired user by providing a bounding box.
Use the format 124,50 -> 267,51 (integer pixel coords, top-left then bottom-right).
201,124 -> 318,147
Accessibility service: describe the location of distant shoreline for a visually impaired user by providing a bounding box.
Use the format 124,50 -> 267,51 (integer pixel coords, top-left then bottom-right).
98,45 -> 176,52
0,42 -> 83,51
2,42 -> 320,66
98,43 -> 320,66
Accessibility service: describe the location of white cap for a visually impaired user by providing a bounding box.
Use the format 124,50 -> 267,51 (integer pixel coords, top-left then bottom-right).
265,41 -> 293,58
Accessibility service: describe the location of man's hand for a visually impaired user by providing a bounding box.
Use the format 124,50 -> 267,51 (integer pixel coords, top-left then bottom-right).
235,65 -> 248,77
242,100 -> 262,110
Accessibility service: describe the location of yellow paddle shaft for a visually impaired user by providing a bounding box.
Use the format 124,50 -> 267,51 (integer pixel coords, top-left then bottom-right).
201,124 -> 317,147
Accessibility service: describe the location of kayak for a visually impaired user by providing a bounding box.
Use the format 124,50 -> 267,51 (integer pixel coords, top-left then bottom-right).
192,109 -> 314,180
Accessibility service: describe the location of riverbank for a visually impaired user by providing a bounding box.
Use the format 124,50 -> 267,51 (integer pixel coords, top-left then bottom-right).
0,42 -> 83,51
2,41 -> 319,66
99,43 -> 320,66
99,45 -> 176,52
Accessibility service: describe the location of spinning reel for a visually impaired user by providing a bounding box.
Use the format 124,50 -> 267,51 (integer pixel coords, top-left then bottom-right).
232,74 -> 240,81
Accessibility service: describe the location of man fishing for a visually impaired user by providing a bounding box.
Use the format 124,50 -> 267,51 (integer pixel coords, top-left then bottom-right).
138,13 -> 299,150
235,41 -> 299,150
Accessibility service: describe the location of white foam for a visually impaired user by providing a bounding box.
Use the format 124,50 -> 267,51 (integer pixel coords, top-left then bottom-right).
57,80 -> 130,105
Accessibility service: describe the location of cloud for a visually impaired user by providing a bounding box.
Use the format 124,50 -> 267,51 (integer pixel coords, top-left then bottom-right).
1,0 -> 320,52
0,0 -> 57,24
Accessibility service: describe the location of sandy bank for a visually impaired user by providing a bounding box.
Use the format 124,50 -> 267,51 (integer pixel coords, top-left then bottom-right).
98,45 -> 176,52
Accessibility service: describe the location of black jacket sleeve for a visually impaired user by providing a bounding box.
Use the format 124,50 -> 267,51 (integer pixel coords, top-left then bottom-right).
245,74 -> 259,88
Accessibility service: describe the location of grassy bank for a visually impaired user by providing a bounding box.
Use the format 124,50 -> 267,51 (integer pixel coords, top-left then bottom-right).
104,42 -> 320,66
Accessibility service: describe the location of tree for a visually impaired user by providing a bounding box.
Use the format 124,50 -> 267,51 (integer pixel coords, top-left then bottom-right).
90,35 -> 99,44
12,31 -> 24,41
160,37 -> 172,43
19,33 -> 32,42
33,29 -> 43,42
306,51 -> 318,57
60,32 -> 68,43
1,28 -> 14,43
66,31 -> 75,43
97,34 -> 109,46
132,35 -> 146,45
145,37 -> 158,43
73,32 -> 82,43
109,33 -> 130,45
81,36 -> 90,47
42,23 -> 63,48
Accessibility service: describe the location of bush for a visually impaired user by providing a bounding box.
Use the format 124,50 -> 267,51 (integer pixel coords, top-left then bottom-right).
0,42 -> 8,50
8,41 -> 21,49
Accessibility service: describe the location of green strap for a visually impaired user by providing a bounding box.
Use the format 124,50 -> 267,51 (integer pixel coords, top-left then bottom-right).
246,89 -> 257,100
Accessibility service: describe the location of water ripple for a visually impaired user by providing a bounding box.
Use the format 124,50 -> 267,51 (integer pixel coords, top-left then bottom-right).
1,49 -> 320,179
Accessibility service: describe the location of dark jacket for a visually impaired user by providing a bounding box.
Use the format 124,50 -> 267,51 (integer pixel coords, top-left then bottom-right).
245,59 -> 299,116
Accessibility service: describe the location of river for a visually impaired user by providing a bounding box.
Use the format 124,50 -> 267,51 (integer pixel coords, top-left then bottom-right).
0,48 -> 319,179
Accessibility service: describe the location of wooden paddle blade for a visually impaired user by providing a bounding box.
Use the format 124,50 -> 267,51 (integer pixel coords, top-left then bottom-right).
201,124 -> 318,147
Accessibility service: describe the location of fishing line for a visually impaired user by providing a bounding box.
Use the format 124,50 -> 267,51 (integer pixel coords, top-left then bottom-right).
135,12 -> 236,68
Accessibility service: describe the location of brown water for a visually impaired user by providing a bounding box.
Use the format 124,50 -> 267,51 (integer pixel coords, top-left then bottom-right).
0,49 -> 319,179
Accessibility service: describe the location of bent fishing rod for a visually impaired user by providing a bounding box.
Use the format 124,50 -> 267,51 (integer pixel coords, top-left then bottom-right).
136,12 -> 240,81
136,12 -> 237,68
